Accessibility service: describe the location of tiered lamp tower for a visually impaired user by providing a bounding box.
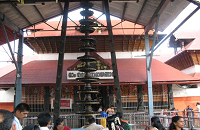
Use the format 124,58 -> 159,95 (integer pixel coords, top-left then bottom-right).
76,0 -> 100,123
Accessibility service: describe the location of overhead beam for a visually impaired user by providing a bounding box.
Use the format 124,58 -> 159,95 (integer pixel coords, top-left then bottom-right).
34,38 -> 43,53
121,2 -> 127,20
11,3 -> 32,25
135,0 -> 148,24
145,0 -> 170,32
33,5 -> 45,21
187,0 -> 200,7
58,2 -> 64,13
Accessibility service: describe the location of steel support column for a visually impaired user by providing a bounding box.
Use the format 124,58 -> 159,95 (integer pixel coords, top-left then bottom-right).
104,0 -> 123,113
15,31 -> 23,107
145,32 -> 154,118
53,1 -> 69,124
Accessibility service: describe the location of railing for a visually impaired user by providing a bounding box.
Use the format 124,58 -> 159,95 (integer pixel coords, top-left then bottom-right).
22,111 -> 200,130
22,94 -> 169,113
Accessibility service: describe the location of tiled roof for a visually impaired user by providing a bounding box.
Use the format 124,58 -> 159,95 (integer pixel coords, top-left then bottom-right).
0,58 -> 199,87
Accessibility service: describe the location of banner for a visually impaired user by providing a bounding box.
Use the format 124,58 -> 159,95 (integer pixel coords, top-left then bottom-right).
67,70 -> 113,80
51,98 -> 72,109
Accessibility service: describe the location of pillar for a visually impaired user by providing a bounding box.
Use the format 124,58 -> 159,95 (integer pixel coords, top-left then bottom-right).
108,86 -> 114,108
73,86 -> 79,113
137,85 -> 144,111
44,86 -> 50,113
167,84 -> 174,110
102,86 -> 107,109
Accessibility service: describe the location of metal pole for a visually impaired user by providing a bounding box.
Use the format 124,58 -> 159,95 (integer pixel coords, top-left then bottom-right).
0,18 -> 19,71
148,14 -> 159,70
152,6 -> 200,53
145,32 -> 154,118
53,0 -> 69,124
15,30 -> 23,107
104,0 -> 123,113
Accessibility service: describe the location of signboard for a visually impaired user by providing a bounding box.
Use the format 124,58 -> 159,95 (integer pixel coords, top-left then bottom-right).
51,98 -> 72,109
67,70 -> 113,80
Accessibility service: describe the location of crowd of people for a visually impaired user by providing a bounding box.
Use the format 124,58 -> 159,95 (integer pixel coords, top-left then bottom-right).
0,103 -> 71,130
1,103 -> 200,130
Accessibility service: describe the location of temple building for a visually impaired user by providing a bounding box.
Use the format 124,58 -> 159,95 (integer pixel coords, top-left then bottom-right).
0,19 -> 199,113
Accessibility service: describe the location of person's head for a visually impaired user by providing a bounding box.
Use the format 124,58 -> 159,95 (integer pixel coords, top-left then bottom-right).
88,116 -> 95,124
0,109 -> 16,130
53,117 -> 65,130
151,116 -> 165,130
14,103 -> 30,120
197,102 -> 200,106
169,116 -> 184,130
116,112 -> 123,119
22,124 -> 40,130
37,112 -> 51,127
171,107 -> 176,111
187,105 -> 190,109
110,105 -> 114,109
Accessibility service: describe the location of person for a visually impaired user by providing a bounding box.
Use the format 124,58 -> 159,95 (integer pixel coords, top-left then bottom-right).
85,116 -> 105,130
13,103 -> 30,130
185,105 -> 194,124
116,112 -> 130,130
106,105 -> 115,115
22,124 -> 40,130
185,105 -> 193,117
101,108 -> 108,117
0,109 -> 16,130
37,112 -> 51,130
169,116 -> 184,130
160,108 -> 169,127
53,117 -> 71,130
196,102 -> 200,117
150,116 -> 165,130
98,105 -> 103,112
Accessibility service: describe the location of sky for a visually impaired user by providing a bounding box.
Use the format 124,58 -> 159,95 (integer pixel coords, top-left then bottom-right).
0,2 -> 199,68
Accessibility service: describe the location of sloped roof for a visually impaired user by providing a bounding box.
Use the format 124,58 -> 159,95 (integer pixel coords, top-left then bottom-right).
0,58 -> 199,87
0,0 -> 190,37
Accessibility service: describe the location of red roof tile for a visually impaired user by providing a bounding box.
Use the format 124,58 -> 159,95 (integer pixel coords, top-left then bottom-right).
0,25 -> 19,45
0,58 -> 199,87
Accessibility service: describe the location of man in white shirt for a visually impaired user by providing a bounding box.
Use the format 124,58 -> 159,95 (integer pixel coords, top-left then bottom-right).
0,109 -> 16,130
13,103 -> 30,130
85,116 -> 105,130
37,112 -> 51,130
